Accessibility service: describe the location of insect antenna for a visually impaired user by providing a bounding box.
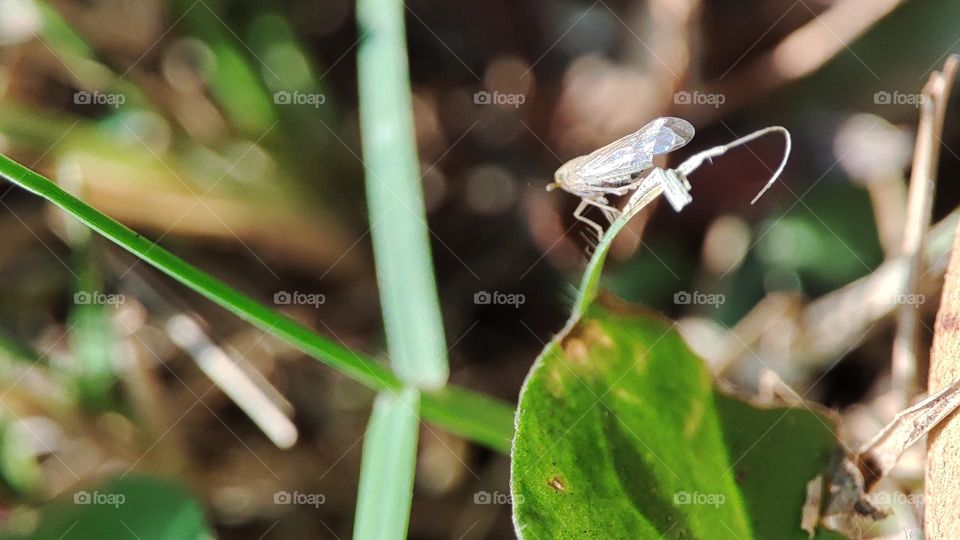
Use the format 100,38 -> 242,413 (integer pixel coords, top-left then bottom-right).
675,126 -> 791,204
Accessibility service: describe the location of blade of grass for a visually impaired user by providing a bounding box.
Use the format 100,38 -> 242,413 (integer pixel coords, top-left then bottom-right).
420,385 -> 514,452
246,11 -> 338,132
37,1 -> 151,108
352,0 -> 455,533
0,154 -> 513,452
59,174 -> 116,411
352,388 -> 420,540
356,0 -> 449,389
68,236 -> 116,411
171,0 -> 278,137
0,101 -> 87,150
244,11 -> 345,182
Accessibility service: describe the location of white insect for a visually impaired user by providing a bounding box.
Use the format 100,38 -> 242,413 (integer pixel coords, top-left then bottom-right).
547,117 -> 791,237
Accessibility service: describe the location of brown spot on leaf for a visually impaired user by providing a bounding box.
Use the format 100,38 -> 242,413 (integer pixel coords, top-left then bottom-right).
683,398 -> 705,438
560,321 -> 613,365
562,337 -> 590,363
596,292 -> 665,321
547,476 -> 566,492
581,322 -> 613,348
546,366 -> 566,398
734,469 -> 746,483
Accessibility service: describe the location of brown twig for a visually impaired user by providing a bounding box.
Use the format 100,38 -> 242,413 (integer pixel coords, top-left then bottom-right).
707,208 -> 959,380
892,56 -> 959,406
926,55 -> 960,536
702,0 -> 905,123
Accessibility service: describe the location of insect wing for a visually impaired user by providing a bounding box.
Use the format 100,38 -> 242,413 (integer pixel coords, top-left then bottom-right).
576,117 -> 695,184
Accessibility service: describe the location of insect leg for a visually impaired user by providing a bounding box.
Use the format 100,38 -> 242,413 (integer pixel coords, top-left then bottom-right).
584,196 -> 622,223
572,198 -> 606,239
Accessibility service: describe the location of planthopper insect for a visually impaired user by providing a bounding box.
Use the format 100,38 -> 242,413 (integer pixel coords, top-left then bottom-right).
547,117 -> 791,238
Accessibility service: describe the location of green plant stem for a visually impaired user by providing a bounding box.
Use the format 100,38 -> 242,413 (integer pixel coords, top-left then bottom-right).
0,154 -> 513,452
356,0 -> 449,389
352,388 -> 420,540
352,0 -> 453,533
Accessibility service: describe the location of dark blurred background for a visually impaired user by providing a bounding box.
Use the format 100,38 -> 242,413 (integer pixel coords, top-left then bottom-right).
0,0 -> 958,537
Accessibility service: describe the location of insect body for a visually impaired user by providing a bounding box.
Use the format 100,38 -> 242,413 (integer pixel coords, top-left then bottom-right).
548,118 -> 791,238
548,117 -> 696,237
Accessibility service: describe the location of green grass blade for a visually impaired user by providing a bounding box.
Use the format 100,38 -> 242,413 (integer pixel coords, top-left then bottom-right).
68,237 -> 116,410
356,0 -> 449,389
0,154 -> 394,390
0,154 -> 514,450
38,2 -> 151,108
420,386 -> 514,453
171,0 -> 277,137
352,388 -> 420,540
352,0 -> 458,534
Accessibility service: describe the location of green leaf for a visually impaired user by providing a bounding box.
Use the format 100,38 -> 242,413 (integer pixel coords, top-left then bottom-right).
26,475 -> 212,540
352,389 -> 420,540
511,297 -> 843,539
512,172 -> 845,538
